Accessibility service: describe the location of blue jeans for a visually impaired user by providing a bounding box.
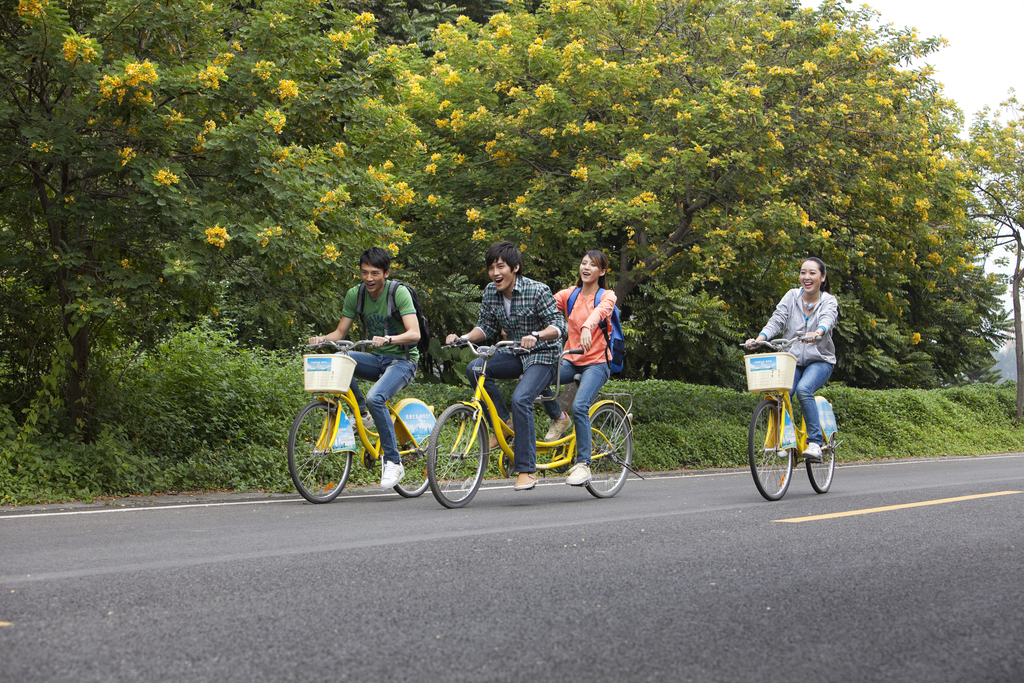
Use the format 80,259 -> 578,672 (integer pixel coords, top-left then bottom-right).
466,353 -> 557,474
557,360 -> 611,464
792,362 -> 834,446
349,351 -> 417,465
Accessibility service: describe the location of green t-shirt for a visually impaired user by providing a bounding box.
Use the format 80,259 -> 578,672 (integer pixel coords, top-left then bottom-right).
341,281 -> 419,362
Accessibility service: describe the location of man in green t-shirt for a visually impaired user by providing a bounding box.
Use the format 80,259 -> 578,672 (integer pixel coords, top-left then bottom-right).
309,247 -> 420,489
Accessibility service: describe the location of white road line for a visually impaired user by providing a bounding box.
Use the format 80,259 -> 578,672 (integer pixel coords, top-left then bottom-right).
1,453 -> 1020,520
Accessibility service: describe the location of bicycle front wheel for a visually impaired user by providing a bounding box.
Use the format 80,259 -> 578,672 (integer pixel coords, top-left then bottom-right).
288,400 -> 353,503
807,430 -> 837,494
586,403 -> 633,499
427,404 -> 489,509
748,398 -> 793,501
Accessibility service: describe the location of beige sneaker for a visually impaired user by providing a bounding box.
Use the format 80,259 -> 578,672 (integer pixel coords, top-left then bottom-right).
513,472 -> 538,490
544,413 -> 572,441
565,463 -> 592,486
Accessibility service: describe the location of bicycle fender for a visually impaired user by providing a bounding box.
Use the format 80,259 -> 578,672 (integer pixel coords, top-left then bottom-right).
815,396 -> 838,442
391,398 -> 436,446
588,399 -> 631,424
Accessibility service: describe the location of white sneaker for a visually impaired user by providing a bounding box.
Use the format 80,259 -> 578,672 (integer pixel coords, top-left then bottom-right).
566,462 -> 592,486
380,461 -> 404,488
802,443 -> 822,463
361,411 -> 375,430
544,413 -> 572,441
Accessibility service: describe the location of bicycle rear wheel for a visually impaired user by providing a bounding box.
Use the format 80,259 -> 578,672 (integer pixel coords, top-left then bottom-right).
394,443 -> 429,498
288,400 -> 353,503
586,403 -> 633,499
427,404 -> 489,509
807,431 -> 837,494
748,398 -> 793,501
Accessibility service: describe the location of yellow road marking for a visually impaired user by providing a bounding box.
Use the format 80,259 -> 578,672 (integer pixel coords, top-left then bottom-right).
0,622 -> 12,627
774,491 -> 1022,523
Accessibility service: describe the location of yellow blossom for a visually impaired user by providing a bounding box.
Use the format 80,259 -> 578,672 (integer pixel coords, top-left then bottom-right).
153,169 -> 179,186
205,225 -> 230,249
276,79 -> 298,101
62,34 -> 99,63
17,0 -> 48,20
466,208 -> 482,222
118,147 -> 136,166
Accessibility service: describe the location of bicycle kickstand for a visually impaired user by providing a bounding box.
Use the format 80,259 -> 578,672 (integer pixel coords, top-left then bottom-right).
619,457 -> 646,481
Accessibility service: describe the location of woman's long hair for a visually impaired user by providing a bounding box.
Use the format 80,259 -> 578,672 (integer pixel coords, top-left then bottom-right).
575,249 -> 610,290
801,256 -> 830,294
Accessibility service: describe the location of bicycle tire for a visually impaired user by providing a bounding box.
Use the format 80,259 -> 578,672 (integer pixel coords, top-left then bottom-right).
585,403 -> 633,499
748,398 -> 793,501
394,443 -> 429,499
288,400 -> 353,504
807,430 -> 837,494
427,404 -> 489,509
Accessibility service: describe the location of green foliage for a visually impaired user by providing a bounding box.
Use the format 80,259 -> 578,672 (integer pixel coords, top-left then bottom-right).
0,0 -> 418,434
5,333 -> 1024,504
389,0 -> 1004,388
112,324 -> 304,463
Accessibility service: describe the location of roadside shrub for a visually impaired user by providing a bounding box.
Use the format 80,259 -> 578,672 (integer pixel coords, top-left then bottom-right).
6,330 -> 1024,504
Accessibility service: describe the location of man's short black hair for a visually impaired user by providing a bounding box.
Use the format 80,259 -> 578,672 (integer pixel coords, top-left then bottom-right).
484,241 -> 522,275
359,247 -> 391,272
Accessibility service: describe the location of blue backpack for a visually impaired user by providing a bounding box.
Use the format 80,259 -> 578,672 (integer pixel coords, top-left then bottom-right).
567,287 -> 626,374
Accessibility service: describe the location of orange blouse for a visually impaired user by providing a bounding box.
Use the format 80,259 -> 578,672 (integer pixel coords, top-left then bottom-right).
553,287 -> 618,366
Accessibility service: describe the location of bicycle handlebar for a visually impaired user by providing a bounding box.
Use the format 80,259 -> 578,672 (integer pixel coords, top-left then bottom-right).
443,338 -> 585,357
740,336 -> 817,352
306,339 -> 374,353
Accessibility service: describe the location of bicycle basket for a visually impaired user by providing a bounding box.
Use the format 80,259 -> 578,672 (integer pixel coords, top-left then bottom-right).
744,352 -> 797,393
303,354 -> 357,394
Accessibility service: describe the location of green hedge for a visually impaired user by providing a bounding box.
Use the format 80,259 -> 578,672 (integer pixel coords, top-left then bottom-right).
3,325 -> 1023,504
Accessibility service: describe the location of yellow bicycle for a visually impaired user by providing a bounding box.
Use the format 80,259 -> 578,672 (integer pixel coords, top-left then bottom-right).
426,340 -> 635,509
287,340 -> 435,503
742,337 -> 841,501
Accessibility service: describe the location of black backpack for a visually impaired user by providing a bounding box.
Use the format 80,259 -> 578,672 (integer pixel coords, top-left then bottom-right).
355,280 -> 432,360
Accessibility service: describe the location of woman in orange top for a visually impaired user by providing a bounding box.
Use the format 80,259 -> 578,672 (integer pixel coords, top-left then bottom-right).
544,249 -> 617,487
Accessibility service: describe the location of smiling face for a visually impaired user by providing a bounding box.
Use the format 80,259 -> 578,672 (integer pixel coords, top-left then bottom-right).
360,262 -> 389,298
799,260 -> 826,296
579,254 -> 607,287
488,257 -> 519,297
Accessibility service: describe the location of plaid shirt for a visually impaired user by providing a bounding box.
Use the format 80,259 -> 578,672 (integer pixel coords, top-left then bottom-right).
477,275 -> 567,368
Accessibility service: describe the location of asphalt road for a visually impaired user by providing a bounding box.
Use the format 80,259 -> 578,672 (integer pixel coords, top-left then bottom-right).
1,454 -> 1022,683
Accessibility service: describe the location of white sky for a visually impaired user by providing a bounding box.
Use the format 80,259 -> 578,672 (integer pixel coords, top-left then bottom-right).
801,0 -> 1023,129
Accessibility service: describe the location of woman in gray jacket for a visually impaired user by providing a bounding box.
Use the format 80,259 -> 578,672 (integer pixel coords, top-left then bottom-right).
745,257 -> 838,462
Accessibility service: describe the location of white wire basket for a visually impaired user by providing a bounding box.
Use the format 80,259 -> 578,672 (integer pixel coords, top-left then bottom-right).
303,354 -> 357,394
744,352 -> 797,393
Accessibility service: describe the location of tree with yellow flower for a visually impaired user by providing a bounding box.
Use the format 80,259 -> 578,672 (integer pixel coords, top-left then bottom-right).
0,0 -> 418,438
397,0 -> 1003,387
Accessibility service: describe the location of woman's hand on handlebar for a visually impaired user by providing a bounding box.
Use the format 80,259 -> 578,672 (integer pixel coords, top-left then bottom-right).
744,337 -> 761,350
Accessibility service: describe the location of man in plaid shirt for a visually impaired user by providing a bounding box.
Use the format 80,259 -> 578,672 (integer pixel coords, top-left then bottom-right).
445,242 -> 567,491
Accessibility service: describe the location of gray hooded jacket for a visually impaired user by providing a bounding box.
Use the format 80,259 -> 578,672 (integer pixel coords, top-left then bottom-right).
759,288 -> 838,367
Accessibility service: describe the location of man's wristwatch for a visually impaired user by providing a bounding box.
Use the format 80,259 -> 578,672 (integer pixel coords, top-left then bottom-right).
384,336 -> 392,345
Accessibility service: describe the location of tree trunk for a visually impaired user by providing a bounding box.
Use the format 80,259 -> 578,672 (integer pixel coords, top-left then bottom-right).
1014,239 -> 1024,423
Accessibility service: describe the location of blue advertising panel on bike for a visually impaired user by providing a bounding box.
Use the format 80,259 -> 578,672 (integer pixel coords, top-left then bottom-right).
780,408 -> 798,450
306,357 -> 333,372
332,412 -> 357,452
748,356 -> 778,371
815,396 -> 838,440
397,402 -> 436,443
